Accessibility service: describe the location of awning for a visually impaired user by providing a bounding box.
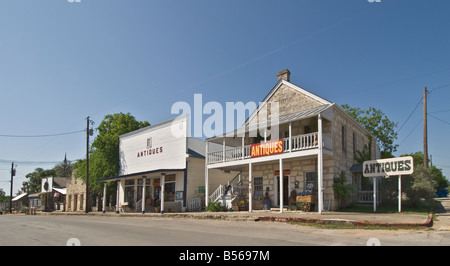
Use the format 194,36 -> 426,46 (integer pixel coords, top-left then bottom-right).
53,187 -> 66,195
99,168 -> 186,182
350,164 -> 363,173
12,193 -> 28,202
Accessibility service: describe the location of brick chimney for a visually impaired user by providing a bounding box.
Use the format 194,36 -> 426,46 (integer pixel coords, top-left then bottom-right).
277,69 -> 290,82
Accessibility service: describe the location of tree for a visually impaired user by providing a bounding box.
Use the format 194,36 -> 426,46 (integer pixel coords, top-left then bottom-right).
341,104 -> 398,158
25,167 -> 55,194
406,165 -> 438,208
74,112 -> 150,194
333,172 -> 354,209
401,151 -> 448,190
53,153 -> 72,178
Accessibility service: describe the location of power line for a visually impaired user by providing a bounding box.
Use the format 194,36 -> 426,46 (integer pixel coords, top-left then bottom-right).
397,96 -> 422,134
0,129 -> 85,138
399,118 -> 422,146
429,114 -> 450,127
0,159 -> 63,165
428,83 -> 450,93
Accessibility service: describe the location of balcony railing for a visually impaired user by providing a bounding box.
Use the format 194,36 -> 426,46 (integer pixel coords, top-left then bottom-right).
208,132 -> 329,164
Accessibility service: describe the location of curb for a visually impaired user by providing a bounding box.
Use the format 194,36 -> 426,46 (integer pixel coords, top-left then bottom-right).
257,213 -> 433,228
30,211 -> 433,228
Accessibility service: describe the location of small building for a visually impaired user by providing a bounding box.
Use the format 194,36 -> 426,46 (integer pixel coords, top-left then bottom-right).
40,176 -> 67,211
11,193 -> 28,212
100,114 -> 236,213
205,69 -> 381,213
65,174 -> 87,212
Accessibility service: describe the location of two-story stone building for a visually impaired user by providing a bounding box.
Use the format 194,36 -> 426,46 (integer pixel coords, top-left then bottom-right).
205,69 -> 380,213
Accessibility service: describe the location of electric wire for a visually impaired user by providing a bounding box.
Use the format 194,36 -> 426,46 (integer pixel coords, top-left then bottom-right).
0,129 -> 85,138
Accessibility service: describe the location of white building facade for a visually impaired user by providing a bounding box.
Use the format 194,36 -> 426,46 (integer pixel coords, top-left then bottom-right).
100,114 -> 235,213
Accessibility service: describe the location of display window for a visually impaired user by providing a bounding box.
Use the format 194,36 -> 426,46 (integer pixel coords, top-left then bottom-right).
164,174 -> 176,202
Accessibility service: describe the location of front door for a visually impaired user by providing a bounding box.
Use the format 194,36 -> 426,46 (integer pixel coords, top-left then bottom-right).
276,175 -> 289,207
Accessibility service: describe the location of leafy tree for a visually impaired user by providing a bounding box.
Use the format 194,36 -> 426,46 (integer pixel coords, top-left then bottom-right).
25,167 -> 56,193
333,172 -> 354,209
341,104 -> 398,158
406,164 -> 438,208
74,112 -> 150,193
401,151 -> 448,190
53,154 -> 72,178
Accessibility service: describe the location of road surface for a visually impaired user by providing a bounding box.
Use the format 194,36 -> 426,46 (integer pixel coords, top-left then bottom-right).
0,215 -> 449,246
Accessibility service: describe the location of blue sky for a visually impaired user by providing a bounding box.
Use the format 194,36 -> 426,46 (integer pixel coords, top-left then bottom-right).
1,0 -> 450,195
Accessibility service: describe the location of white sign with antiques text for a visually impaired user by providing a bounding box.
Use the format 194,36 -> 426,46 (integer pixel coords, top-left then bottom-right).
363,156 -> 414,177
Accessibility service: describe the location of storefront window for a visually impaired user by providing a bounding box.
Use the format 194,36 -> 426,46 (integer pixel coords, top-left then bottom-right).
305,172 -> 317,193
124,179 -> 135,210
164,174 -> 176,202
254,177 -> 263,199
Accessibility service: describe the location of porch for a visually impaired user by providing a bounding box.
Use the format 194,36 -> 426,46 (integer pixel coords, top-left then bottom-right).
207,132 -> 332,165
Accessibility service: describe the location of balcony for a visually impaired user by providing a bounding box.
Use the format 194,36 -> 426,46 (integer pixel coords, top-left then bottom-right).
207,132 -> 332,165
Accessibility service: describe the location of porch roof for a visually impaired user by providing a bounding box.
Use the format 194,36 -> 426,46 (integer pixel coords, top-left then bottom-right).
207,104 -> 333,143
99,168 -> 186,182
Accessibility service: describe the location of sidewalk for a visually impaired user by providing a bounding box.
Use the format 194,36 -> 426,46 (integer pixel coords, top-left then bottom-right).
433,197 -> 450,231
36,207 -> 433,228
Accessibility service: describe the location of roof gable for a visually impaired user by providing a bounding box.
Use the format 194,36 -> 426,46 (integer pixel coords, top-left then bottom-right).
246,79 -> 333,126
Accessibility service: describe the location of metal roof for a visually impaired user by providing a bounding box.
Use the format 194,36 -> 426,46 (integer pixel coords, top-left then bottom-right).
208,104 -> 333,141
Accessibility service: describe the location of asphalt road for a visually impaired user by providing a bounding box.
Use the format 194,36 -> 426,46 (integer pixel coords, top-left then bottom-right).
0,215 -> 449,246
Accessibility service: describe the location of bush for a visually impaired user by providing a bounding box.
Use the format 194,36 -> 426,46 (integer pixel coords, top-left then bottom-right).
333,172 -> 354,209
406,165 -> 438,208
205,201 -> 223,212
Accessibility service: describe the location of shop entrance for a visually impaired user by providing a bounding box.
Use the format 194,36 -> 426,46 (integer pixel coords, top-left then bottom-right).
275,175 -> 289,207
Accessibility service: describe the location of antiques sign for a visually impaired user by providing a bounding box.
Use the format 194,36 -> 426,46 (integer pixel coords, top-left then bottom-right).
363,156 -> 414,177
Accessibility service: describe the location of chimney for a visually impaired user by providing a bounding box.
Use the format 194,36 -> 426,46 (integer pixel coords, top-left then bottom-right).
277,69 -> 290,82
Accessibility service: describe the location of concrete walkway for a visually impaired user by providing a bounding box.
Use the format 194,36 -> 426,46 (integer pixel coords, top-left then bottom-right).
35,206 -> 434,228
433,197 -> 450,231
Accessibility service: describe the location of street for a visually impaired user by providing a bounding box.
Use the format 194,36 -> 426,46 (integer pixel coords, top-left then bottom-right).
0,214 -> 449,246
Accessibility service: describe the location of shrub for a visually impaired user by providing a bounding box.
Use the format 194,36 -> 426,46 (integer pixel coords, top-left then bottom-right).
205,201 -> 223,212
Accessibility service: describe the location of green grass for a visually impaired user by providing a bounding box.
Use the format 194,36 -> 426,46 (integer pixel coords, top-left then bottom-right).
339,199 -> 437,215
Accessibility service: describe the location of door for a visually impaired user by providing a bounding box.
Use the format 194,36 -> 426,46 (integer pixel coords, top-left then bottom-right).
276,175 -> 289,207
73,194 -> 78,211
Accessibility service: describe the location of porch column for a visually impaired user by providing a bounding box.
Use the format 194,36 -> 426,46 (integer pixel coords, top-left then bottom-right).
222,138 -> 226,162
142,176 -> 146,214
205,141 -> 209,206
317,114 -> 323,214
116,180 -> 120,214
289,122 -> 292,153
161,173 -> 165,214
242,136 -> 245,160
102,182 -> 106,213
373,176 -> 377,212
279,158 -> 283,213
248,162 -> 252,213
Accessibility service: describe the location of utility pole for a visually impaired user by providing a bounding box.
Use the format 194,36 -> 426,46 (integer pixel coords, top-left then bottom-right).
86,116 -> 93,213
423,87 -> 428,169
9,162 -> 15,213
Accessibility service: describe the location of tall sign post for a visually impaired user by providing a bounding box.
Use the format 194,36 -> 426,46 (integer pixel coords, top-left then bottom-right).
363,156 -> 414,212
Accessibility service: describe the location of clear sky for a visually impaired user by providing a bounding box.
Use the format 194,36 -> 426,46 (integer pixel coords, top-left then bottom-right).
1,0 -> 450,195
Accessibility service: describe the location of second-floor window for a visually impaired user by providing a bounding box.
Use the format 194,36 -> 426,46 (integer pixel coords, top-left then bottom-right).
341,125 -> 346,153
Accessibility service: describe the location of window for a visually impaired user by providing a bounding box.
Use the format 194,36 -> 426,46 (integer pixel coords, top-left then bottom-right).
124,179 -> 135,208
305,172 -> 317,192
341,125 -> 346,153
79,194 -> 84,210
254,177 -> 263,199
352,132 -> 357,159
164,174 -> 176,201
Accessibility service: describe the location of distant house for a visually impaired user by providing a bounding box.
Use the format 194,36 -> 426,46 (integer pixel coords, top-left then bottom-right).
11,193 -> 28,212
40,176 -> 67,212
